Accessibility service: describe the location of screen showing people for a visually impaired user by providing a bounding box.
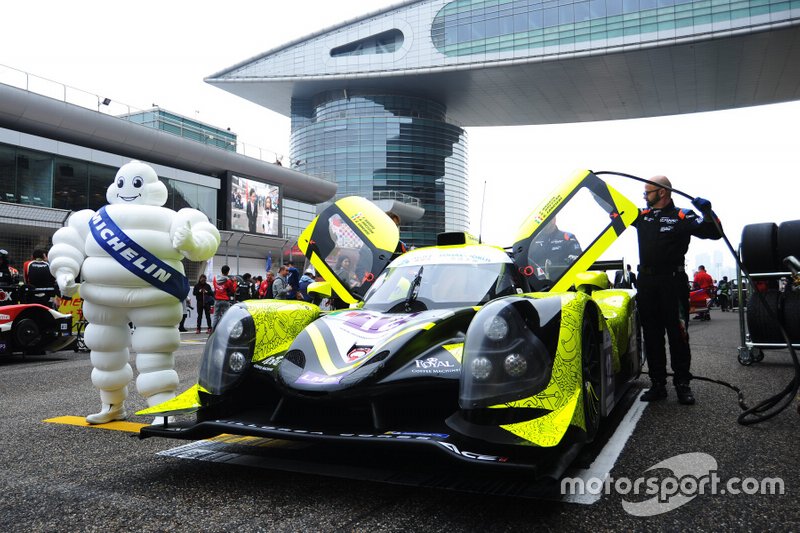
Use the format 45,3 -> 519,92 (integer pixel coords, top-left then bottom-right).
230,174 -> 280,236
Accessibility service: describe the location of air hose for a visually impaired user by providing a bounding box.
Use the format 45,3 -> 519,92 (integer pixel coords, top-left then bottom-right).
594,170 -> 800,426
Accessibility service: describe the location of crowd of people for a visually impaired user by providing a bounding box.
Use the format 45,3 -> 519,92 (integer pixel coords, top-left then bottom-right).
200,260 -> 322,333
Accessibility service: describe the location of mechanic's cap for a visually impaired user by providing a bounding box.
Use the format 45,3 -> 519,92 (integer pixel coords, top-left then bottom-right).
0,249 -> 7,256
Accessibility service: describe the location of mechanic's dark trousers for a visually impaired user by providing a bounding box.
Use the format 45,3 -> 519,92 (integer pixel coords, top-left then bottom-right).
637,271 -> 692,386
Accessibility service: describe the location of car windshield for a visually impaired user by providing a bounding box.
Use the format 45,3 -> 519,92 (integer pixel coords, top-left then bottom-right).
362,261 -> 520,313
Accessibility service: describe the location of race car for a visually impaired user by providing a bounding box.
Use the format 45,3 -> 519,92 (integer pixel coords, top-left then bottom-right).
139,170 -> 643,477
0,302 -> 73,356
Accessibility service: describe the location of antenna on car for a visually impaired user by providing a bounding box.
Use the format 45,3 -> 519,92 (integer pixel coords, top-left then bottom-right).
478,180 -> 487,244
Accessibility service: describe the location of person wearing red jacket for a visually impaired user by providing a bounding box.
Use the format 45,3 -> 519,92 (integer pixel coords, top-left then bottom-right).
692,265 -> 714,321
212,265 -> 236,331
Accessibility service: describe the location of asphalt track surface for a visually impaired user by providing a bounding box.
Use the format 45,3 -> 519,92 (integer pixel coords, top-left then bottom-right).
1,310 -> 798,532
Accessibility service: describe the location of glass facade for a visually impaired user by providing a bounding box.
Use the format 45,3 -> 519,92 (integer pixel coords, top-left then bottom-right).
432,0 -> 799,55
290,93 -> 469,248
124,109 -> 237,151
0,142 -> 217,220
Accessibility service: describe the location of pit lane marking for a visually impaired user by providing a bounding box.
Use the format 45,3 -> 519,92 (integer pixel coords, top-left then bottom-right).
44,415 -> 147,433
560,399 -> 648,505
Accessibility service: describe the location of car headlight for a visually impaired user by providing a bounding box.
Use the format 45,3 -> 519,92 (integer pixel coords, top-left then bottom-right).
199,304 -> 255,395
459,297 -> 561,409
484,315 -> 509,341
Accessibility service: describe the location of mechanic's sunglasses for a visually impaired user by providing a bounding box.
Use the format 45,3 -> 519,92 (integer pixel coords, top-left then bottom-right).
643,188 -> 662,197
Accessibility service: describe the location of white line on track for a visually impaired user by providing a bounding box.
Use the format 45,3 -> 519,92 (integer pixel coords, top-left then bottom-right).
560,399 -> 648,504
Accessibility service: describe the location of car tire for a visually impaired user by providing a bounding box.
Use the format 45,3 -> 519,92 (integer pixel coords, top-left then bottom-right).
13,317 -> 42,350
746,290 -> 783,344
777,220 -> 800,270
581,307 -> 601,442
741,223 -> 778,274
783,291 -> 800,343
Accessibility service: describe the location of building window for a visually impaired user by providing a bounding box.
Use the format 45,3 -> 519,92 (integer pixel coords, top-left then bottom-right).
330,29 -> 404,57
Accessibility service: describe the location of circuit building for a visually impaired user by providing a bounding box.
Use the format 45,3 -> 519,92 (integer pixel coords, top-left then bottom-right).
207,0 -> 800,246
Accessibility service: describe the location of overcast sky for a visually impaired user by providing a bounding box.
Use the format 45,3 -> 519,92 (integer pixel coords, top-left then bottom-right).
3,0 -> 798,278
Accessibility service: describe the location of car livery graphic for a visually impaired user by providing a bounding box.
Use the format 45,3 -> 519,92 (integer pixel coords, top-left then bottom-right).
139,170 -> 642,477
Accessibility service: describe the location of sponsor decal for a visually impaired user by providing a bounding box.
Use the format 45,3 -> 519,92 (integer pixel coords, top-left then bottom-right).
411,356 -> 459,376
296,371 -> 342,385
90,207 -> 189,300
436,442 -> 509,463
346,346 -> 371,362
0,313 -> 10,321
340,311 -> 417,334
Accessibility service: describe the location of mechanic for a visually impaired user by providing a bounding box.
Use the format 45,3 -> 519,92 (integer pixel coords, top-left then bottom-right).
692,264 -> 714,320
212,265 -> 236,331
633,175 -> 721,405
22,249 -> 57,306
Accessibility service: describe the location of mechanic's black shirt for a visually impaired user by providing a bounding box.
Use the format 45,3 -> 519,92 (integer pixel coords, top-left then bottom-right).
24,259 -> 56,288
632,200 -> 721,269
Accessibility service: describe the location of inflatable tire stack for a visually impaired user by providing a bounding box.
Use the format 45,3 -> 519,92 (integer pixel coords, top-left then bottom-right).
741,220 -> 800,345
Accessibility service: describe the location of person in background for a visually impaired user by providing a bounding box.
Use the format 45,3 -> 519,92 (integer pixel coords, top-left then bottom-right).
386,211 -> 408,257
0,249 -> 18,286
178,297 -> 191,332
633,176 -> 722,405
627,264 -> 637,289
298,270 -> 315,301
193,274 -> 213,333
285,261 -> 300,299
236,272 -> 255,301
717,275 -> 731,312
259,271 -> 275,299
23,248 -> 57,306
692,264 -> 714,320
212,265 -> 237,331
271,265 -> 291,299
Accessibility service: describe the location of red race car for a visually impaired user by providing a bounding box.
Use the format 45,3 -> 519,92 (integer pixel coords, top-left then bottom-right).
0,302 -> 73,356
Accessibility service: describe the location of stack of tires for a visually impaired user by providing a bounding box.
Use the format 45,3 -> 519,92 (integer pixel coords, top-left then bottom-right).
740,220 -> 800,344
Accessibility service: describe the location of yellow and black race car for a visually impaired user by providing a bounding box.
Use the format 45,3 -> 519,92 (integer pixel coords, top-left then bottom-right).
139,170 -> 642,477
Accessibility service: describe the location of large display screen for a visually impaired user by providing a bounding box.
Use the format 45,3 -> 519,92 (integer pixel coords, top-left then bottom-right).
227,173 -> 281,236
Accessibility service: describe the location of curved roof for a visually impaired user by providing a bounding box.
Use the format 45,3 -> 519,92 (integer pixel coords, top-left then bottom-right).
206,0 -> 800,126
0,83 -> 337,203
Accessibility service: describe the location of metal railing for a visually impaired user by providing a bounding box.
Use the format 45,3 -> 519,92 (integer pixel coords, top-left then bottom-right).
371,190 -> 422,208
0,63 -> 296,171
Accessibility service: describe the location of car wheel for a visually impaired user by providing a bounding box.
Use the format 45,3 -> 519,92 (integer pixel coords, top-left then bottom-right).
14,317 -> 42,349
777,220 -> 800,270
740,223 -> 778,274
581,307 -> 601,442
746,290 -> 783,344
783,291 -> 800,343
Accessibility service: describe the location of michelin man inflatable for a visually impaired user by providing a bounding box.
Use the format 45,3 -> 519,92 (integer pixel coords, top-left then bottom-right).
48,161 -> 220,424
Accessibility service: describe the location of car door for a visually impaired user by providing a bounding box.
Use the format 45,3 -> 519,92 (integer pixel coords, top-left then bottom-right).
297,196 -> 399,305
511,170 -> 639,292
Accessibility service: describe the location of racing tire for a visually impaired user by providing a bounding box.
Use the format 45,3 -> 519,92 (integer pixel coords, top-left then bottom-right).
777,220 -> 800,270
746,290 -> 783,344
783,292 -> 800,344
581,307 -> 602,442
13,317 -> 43,350
740,223 -> 778,274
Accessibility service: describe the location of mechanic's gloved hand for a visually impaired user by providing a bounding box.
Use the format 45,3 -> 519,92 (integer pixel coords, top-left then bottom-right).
692,197 -> 713,215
